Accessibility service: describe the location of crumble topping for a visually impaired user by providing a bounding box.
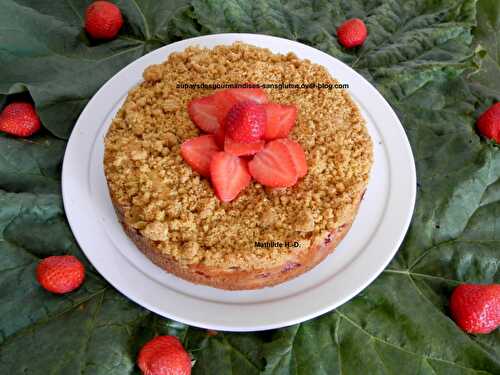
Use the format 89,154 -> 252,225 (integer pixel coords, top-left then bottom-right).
104,42 -> 373,270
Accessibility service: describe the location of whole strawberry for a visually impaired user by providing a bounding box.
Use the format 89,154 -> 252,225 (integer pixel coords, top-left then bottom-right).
138,336 -> 191,375
477,102 -> 500,143
450,283 -> 500,334
85,1 -> 123,40
337,18 -> 368,48
36,255 -> 85,294
225,102 -> 266,143
0,102 -> 41,137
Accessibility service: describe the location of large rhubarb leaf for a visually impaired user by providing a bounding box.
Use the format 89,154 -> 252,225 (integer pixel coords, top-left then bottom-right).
0,134 -> 65,193
468,0 -> 500,104
0,0 -> 499,374
0,0 -> 191,139
182,0 -> 477,99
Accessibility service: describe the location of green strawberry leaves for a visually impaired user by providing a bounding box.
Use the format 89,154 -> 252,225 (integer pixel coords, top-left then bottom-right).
0,0 -> 499,374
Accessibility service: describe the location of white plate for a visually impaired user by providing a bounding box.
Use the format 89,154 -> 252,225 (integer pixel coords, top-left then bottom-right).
62,33 -> 416,332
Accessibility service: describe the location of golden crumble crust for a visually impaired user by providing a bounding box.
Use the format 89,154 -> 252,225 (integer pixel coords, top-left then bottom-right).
104,42 -> 373,272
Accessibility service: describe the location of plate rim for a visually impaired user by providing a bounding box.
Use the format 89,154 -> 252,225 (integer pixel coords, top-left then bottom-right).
62,33 -> 416,331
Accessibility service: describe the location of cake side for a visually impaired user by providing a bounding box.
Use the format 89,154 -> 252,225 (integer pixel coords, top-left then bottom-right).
111,189 -> 363,290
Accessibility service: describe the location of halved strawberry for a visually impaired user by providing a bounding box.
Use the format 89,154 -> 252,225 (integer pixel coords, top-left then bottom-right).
214,87 -> 268,124
263,103 -> 297,140
180,135 -> 220,177
210,151 -> 251,202
277,138 -> 307,177
214,125 -> 225,149
225,137 -> 265,156
188,95 -> 220,134
248,140 -> 298,187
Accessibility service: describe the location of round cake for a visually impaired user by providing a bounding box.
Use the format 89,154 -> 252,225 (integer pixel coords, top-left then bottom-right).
104,42 -> 373,290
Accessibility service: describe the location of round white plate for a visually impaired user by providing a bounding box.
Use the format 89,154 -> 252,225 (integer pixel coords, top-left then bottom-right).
62,33 -> 416,332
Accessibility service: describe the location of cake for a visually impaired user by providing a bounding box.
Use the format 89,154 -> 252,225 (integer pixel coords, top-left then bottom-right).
103,42 -> 373,290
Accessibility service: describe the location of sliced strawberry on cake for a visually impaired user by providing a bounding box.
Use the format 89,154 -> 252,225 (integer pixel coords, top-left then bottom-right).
225,138 -> 265,156
263,103 -> 297,140
180,134 -> 220,177
276,138 -> 308,177
188,95 -> 220,134
248,139 -> 298,187
210,151 -> 252,202
214,110 -> 265,157
184,86 -> 306,200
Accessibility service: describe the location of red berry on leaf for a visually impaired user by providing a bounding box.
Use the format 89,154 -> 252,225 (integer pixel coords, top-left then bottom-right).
449,283 -> 500,334
85,1 -> 123,40
36,255 -> 85,294
0,102 -> 41,137
137,336 -> 191,375
337,18 -> 368,48
477,102 -> 500,143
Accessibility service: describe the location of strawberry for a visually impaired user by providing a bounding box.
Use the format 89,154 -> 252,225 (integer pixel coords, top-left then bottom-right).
224,137 -> 265,156
276,138 -> 308,177
214,125 -> 225,149
337,18 -> 368,48
180,135 -> 220,177
477,102 -> 500,143
263,103 -> 297,140
85,1 -> 123,40
188,95 -> 220,134
225,102 -> 266,143
36,255 -> 85,294
213,101 -> 265,155
450,283 -> 500,334
210,151 -> 251,202
214,87 -> 268,123
248,140 -> 298,187
214,106 -> 264,155
0,102 -> 41,137
137,335 -> 191,375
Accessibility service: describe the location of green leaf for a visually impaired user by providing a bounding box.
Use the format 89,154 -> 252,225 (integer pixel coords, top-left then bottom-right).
0,189 -> 107,342
0,289 -> 148,374
187,331 -> 265,375
263,271 -> 500,374
0,134 -> 65,193
468,0 -> 500,104
0,0 -> 190,139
